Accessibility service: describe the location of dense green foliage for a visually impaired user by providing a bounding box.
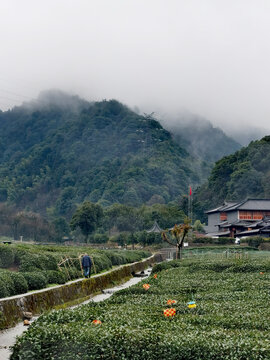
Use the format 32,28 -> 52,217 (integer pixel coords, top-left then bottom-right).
195,136 -> 270,218
103,203 -> 185,232
0,201 -> 185,243
0,244 -> 15,267
70,201 -> 104,242
0,243 -> 150,297
11,254 -> 270,359
0,91 -> 201,214
0,203 -> 69,242
22,272 -> 48,290
0,270 -> 28,297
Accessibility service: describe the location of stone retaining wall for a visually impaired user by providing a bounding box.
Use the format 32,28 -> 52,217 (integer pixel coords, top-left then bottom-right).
0,253 -> 162,329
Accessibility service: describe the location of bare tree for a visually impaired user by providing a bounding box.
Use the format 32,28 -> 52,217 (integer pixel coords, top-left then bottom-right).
162,218 -> 191,260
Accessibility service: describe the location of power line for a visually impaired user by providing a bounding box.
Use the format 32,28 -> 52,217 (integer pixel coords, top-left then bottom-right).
0,95 -> 22,103
0,89 -> 32,100
0,76 -> 41,92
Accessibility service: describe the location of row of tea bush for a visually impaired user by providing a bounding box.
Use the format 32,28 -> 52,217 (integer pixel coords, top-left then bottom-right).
0,244 -> 150,297
11,255 -> 270,359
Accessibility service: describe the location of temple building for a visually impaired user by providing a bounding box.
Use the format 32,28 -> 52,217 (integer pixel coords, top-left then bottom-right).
205,199 -> 270,238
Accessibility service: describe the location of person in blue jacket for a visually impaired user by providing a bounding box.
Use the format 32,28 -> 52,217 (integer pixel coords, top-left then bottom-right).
81,253 -> 92,278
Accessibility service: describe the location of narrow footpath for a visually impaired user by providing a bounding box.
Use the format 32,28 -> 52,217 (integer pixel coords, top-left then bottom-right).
0,269 -> 151,360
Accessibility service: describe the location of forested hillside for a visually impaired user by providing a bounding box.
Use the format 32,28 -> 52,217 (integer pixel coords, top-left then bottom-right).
194,136 -> 270,220
0,91 -> 201,217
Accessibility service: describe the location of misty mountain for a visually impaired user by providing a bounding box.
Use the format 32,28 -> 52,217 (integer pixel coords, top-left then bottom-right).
0,91 -> 202,216
159,113 -> 241,163
224,125 -> 268,146
194,135 -> 270,221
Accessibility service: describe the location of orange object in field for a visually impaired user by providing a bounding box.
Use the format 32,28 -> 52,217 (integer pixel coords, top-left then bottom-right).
260,272 -> 264,275
92,320 -> 102,325
143,283 -> 150,290
167,299 -> 177,305
164,308 -> 176,317
153,274 -> 158,279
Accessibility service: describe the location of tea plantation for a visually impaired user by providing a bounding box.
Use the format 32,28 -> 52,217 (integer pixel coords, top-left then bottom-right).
11,255 -> 270,359
0,243 -> 150,297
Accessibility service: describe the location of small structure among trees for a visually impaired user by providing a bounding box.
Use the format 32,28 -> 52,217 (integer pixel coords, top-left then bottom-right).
146,220 -> 163,233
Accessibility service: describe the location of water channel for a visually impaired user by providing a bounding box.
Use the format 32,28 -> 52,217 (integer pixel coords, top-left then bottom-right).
0,269 -> 151,360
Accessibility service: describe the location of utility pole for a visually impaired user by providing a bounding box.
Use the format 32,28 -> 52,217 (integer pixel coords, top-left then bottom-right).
188,185 -> 193,242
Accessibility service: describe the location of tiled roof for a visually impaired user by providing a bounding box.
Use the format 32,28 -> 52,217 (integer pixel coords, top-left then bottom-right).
206,199 -> 270,214
205,231 -> 231,237
205,202 -> 238,214
146,221 -> 163,233
238,199 -> 270,211
237,229 -> 261,236
215,221 -> 228,226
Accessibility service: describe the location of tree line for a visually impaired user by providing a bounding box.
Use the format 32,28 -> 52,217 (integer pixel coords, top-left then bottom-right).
0,201 -> 189,246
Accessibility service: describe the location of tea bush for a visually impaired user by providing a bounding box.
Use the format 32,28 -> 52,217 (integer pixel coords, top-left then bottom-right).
0,271 -> 15,296
9,272 -> 28,294
152,259 -> 182,273
0,243 -> 150,297
0,270 -> 28,297
0,244 -> 15,268
12,256 -> 270,359
105,251 -> 127,265
0,278 -> 9,298
247,236 -> 264,248
91,253 -> 112,273
43,270 -> 66,284
22,272 -> 48,290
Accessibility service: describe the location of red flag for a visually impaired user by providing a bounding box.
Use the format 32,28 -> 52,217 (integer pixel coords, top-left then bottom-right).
189,186 -> 192,196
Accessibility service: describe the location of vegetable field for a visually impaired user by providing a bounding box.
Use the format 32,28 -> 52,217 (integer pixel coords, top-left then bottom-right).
11,255 -> 270,359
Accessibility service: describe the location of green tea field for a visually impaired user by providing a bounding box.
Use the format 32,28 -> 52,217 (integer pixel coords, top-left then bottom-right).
11,254 -> 270,359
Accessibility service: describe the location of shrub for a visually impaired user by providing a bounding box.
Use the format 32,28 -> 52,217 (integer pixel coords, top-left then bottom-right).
46,270 -> 66,285
0,244 -> 15,268
121,250 -> 149,264
247,236 -> 264,248
228,262 -> 261,273
9,272 -> 28,294
93,233 -> 109,244
0,271 -> 15,296
19,254 -> 44,272
0,270 -> 28,296
66,267 -> 81,280
216,237 -> 235,245
152,260 -> 181,273
38,254 -> 52,270
45,254 -> 59,271
13,248 -> 28,266
0,278 -> 9,298
105,251 -> 127,266
18,253 -> 58,272
22,272 -> 48,290
91,254 -> 112,273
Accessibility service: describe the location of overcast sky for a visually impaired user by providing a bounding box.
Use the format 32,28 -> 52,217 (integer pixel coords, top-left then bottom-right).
0,0 -> 270,135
